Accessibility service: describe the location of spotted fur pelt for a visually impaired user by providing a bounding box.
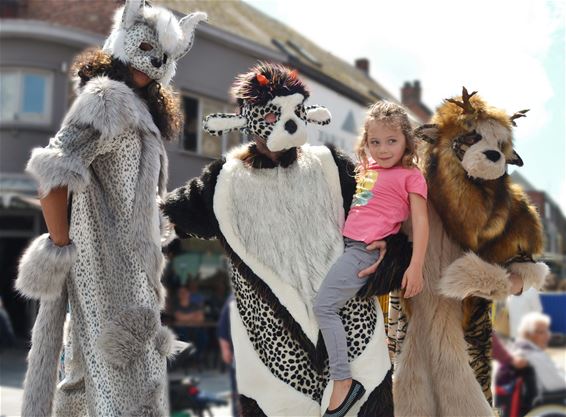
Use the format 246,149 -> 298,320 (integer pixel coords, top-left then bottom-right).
20,75 -> 170,417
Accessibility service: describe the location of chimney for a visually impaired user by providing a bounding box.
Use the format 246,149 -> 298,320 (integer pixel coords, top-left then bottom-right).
401,80 -> 432,123
402,80 -> 421,104
355,58 -> 369,76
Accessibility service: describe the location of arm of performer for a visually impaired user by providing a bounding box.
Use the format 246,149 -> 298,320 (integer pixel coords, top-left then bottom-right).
402,193 -> 429,298
161,158 -> 225,240
40,187 -> 70,246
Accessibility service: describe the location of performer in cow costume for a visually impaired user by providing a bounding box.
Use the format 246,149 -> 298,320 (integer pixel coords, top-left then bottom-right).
162,63 -> 397,416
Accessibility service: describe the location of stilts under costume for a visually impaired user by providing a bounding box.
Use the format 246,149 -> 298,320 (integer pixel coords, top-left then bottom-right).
390,88 -> 549,416
15,1 -> 206,416
162,63 -> 403,416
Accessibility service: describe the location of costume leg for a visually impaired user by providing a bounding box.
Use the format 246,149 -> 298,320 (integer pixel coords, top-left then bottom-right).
464,297 -> 493,404
430,298 -> 494,416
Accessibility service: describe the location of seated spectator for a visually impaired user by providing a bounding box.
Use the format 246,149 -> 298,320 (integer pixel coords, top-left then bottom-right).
493,331 -> 528,373
514,312 -> 566,394
173,282 -> 208,367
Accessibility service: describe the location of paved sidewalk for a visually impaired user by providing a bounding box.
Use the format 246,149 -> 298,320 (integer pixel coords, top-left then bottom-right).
2,346 -> 565,416
0,348 -> 233,417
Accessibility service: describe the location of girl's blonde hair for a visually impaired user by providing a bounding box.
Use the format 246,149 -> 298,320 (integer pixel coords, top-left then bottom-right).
355,101 -> 418,175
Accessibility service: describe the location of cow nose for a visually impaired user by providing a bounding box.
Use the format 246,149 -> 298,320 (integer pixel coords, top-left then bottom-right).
151,57 -> 162,68
483,150 -> 501,162
284,120 -> 297,134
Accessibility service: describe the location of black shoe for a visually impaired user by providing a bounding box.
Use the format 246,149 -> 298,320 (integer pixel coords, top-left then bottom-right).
323,379 -> 366,417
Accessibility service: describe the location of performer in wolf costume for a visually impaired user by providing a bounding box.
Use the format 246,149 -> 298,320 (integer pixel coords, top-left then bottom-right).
390,88 -> 549,416
15,1 -> 206,416
162,63 -> 400,416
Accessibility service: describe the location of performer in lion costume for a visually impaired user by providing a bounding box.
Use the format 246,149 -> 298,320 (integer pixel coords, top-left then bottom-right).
391,88 -> 549,416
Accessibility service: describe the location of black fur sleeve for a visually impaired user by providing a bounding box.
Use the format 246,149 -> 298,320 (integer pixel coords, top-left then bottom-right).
357,233 -> 411,298
326,144 -> 357,217
161,158 -> 225,240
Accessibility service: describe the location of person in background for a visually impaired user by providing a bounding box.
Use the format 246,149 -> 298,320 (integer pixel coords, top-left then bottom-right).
173,281 -> 208,368
493,331 -> 528,371
507,287 -> 542,340
514,312 -> 566,394
218,294 -> 240,417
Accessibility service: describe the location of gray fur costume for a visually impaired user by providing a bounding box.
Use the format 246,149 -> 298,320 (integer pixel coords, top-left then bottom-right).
15,1 -> 206,416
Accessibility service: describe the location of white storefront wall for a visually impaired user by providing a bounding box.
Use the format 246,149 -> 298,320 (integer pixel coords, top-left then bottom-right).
303,75 -> 369,156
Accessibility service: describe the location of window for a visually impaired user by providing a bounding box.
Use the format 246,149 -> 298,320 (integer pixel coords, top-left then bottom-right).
181,93 -> 243,158
0,69 -> 53,124
182,96 -> 199,152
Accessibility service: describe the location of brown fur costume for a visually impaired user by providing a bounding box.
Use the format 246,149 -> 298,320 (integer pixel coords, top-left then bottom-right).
391,88 -> 549,416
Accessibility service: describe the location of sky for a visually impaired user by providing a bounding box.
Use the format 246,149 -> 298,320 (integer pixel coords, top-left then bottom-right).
245,0 -> 566,214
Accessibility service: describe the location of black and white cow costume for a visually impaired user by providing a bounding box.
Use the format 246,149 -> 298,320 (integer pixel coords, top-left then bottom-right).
162,63 -> 397,416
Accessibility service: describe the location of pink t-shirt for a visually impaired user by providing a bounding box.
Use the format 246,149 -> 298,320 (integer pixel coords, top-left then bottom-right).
342,162 -> 427,244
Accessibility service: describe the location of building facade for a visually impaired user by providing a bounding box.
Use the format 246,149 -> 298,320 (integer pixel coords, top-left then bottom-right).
512,172 -> 566,280
0,0 -> 427,337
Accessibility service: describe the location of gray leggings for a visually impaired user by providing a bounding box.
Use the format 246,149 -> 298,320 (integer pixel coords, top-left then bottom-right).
313,237 -> 379,380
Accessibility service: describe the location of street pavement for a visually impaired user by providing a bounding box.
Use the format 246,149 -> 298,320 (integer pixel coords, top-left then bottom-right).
2,347 -> 565,417
0,348 -> 232,417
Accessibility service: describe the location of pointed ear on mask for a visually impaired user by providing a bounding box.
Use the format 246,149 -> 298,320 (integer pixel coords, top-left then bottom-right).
174,12 -> 208,59
305,105 -> 331,126
121,0 -> 144,30
414,123 -> 440,144
203,113 -> 247,136
507,150 -> 524,167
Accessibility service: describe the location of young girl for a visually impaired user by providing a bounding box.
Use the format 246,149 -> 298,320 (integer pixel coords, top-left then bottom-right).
313,101 -> 429,416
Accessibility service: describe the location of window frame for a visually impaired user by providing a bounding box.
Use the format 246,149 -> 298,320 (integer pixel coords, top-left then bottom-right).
0,68 -> 54,126
180,91 -> 243,158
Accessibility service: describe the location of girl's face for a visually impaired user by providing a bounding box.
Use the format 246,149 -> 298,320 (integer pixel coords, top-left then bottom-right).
366,120 -> 407,168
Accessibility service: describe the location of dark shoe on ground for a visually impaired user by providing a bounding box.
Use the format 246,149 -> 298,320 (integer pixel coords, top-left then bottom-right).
323,379 -> 366,417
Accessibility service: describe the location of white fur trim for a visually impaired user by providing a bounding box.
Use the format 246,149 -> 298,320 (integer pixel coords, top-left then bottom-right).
215,145 -> 344,343
26,146 -> 91,197
230,305 -> 321,416
159,60 -> 176,86
508,261 -> 549,291
320,301 -> 391,416
65,76 -> 159,139
204,114 -> 247,135
16,234 -> 75,300
306,106 -> 331,124
155,13 -> 181,55
439,252 -> 511,300
103,29 -> 128,63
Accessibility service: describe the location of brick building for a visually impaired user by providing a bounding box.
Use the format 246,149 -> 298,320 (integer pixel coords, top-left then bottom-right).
1,0 -> 428,337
